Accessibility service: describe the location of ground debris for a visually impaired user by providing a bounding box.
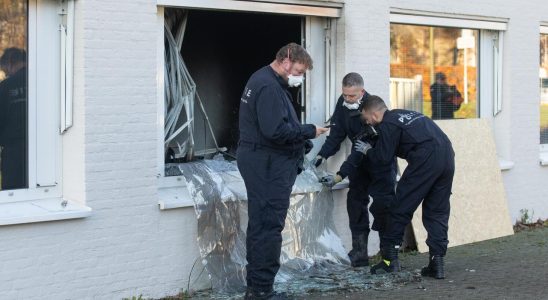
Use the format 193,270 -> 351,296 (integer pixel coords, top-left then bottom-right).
179,266 -> 421,299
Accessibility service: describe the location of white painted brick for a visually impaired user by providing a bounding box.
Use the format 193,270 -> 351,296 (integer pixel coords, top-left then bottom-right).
1,1 -> 548,299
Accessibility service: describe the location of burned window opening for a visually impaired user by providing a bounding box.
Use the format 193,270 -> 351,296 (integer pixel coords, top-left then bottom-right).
164,9 -> 303,170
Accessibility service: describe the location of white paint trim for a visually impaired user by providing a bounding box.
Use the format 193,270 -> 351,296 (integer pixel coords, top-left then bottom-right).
250,0 -> 343,8
28,0 -> 38,190
541,26 -> 548,34
60,0 -> 75,133
498,158 -> 514,171
390,13 -> 507,31
157,0 -> 341,17
0,198 -> 91,226
540,152 -> 548,166
156,6 -> 165,179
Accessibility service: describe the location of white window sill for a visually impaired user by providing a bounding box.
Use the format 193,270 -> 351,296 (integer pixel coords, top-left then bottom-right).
158,173 -> 343,210
0,198 -> 92,226
499,158 -> 515,171
158,186 -> 194,210
540,152 -> 548,166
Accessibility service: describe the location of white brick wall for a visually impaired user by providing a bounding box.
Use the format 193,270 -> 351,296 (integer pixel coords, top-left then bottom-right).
1,1 -> 548,299
1,1 -> 202,299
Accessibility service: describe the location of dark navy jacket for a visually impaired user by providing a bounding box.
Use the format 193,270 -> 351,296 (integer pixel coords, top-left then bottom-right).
0,67 -> 27,145
318,93 -> 377,178
367,109 -> 452,164
238,66 -> 315,154
430,83 -> 461,120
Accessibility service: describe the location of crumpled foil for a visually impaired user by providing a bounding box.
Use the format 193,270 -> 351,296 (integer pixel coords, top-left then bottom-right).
177,155 -> 350,294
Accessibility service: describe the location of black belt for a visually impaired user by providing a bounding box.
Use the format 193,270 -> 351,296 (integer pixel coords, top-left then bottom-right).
238,140 -> 302,157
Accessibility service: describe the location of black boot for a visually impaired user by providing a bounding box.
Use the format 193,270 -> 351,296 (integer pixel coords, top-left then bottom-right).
370,244 -> 401,274
348,232 -> 369,267
421,255 -> 445,279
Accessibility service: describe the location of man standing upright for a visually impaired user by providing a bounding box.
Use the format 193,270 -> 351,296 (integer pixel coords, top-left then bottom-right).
314,73 -> 397,267
430,72 -> 462,120
237,43 -> 328,299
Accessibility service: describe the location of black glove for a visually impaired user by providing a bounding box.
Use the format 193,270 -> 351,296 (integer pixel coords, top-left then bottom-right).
312,155 -> 324,168
304,140 -> 313,155
319,174 -> 342,187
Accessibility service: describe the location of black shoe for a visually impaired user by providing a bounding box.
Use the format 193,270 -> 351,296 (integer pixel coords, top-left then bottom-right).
370,244 -> 401,274
421,255 -> 445,279
245,288 -> 291,300
370,258 -> 400,274
348,232 -> 369,267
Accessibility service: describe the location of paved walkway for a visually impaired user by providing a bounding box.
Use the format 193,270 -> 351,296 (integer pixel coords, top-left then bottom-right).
301,227 -> 548,300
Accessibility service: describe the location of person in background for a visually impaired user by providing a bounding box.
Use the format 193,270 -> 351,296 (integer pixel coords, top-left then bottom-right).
0,47 -> 27,190
430,72 -> 462,120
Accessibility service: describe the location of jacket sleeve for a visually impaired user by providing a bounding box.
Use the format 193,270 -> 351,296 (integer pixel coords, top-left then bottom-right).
318,100 -> 347,158
256,85 -> 316,144
366,122 -> 400,164
337,145 -> 363,179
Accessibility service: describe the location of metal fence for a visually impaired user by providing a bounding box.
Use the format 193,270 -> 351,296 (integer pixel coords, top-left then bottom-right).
389,77 -> 423,113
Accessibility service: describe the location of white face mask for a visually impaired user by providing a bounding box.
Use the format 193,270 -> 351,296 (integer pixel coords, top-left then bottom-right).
342,96 -> 363,110
288,74 -> 304,87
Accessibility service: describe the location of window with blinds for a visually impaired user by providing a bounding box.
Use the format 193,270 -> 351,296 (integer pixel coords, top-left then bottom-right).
540,33 -> 548,145
390,24 -> 479,120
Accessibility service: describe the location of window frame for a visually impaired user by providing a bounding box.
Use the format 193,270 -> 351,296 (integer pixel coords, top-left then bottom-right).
155,6 -> 337,209
389,13 -> 506,121
540,26 -> 548,152
0,0 -> 65,204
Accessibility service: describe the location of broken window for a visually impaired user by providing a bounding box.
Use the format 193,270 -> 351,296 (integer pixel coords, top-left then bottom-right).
163,9 -> 304,171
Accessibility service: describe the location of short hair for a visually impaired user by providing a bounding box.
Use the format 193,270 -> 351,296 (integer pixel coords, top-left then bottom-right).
362,95 -> 387,112
342,72 -> 364,87
435,72 -> 446,81
275,43 -> 313,70
0,47 -> 26,67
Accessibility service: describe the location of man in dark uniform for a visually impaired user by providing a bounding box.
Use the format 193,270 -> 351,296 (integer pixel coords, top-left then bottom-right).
430,72 -> 462,120
237,43 -> 328,299
0,48 -> 27,190
356,95 -> 454,279
314,73 -> 397,267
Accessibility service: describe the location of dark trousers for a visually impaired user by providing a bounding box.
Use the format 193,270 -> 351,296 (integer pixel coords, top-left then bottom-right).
383,145 -> 455,256
0,140 -> 27,190
347,166 -> 371,236
367,158 -> 398,247
237,145 -> 299,292
348,158 -> 397,239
